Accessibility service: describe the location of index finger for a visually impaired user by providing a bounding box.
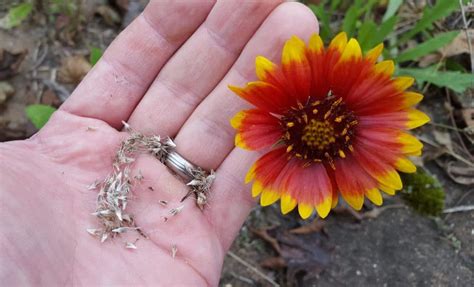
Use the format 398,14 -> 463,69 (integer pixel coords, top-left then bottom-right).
60,0 -> 215,128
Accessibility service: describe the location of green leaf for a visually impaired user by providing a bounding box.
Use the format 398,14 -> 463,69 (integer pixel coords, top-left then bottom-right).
359,16 -> 397,51
399,0 -> 459,43
89,47 -> 103,66
383,0 -> 403,21
308,4 -> 331,42
25,104 -> 57,129
342,5 -> 359,38
330,0 -> 342,11
358,20 -> 377,51
396,31 -> 459,62
0,3 -> 33,29
398,66 -> 474,93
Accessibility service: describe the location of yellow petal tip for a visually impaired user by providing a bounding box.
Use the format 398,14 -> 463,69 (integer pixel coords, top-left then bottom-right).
407,109 -> 430,129
280,194 -> 297,214
339,38 -> 362,62
316,196 -> 332,218
298,203 -> 314,219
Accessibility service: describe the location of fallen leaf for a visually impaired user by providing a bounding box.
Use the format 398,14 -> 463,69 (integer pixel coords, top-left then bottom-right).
96,5 -> 121,26
419,29 -> 474,67
433,130 -> 453,151
254,227 -> 331,285
446,161 -> 474,185
289,219 -> 325,235
251,228 -> 281,254
58,55 -> 91,85
461,108 -> 474,127
0,81 -> 14,106
41,89 -> 62,107
0,48 -> 27,80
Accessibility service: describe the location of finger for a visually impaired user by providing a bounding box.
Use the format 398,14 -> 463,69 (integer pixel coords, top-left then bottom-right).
127,0 -> 282,136
195,2 -> 318,250
174,2 -> 318,170
60,0 -> 215,129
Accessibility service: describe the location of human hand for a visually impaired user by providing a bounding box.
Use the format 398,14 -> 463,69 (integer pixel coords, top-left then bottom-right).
0,1 -> 317,285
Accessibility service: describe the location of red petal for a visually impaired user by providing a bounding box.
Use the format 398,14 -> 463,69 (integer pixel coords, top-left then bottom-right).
334,155 -> 378,210
231,109 -> 282,150
284,162 -> 332,208
229,82 -> 293,114
281,36 -> 312,103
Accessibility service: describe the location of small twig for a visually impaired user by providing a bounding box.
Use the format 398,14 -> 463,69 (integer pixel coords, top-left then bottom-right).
428,122 -> 469,133
419,136 -> 474,167
444,190 -> 473,220
443,205 -> 474,213
459,0 -> 474,74
445,89 -> 473,161
227,251 -> 280,287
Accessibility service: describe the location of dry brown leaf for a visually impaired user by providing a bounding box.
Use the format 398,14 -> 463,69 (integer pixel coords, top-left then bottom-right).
446,161 -> 474,186
96,5 -> 122,26
289,219 -> 325,235
58,55 -> 91,85
254,227 -> 331,285
0,48 -> 27,80
433,130 -> 453,151
461,108 -> 474,127
419,30 -> 474,67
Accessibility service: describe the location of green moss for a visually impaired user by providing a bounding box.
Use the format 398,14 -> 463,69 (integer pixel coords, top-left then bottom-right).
401,169 -> 445,217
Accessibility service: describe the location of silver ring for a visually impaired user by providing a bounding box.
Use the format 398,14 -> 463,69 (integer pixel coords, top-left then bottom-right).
164,151 -> 199,181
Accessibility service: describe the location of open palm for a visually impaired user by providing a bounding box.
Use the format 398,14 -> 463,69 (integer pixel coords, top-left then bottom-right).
0,1 -> 318,285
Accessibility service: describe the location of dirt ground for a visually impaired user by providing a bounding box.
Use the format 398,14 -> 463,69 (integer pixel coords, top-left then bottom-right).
1,1 -> 473,287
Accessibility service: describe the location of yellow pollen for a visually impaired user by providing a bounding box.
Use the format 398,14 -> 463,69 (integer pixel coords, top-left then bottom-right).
342,128 -> 348,136
313,108 -> 318,114
301,119 -> 336,150
338,149 -> 346,158
287,122 -> 295,128
295,153 -> 303,158
335,116 -> 343,122
349,145 -> 354,152
286,145 -> 293,153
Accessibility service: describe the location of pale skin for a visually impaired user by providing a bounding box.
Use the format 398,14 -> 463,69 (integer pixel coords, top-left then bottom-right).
0,1 -> 318,285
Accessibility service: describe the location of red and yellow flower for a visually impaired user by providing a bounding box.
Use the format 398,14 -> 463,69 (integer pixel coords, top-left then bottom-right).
229,32 -> 429,219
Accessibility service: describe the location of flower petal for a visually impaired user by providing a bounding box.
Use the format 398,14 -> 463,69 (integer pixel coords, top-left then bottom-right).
255,56 -> 277,81
231,109 -> 282,150
365,188 -> 383,206
281,36 -> 311,103
407,109 -> 430,129
339,38 -> 362,63
402,92 -> 424,108
298,203 -> 314,219
248,148 -> 288,198
365,43 -> 384,63
395,157 -> 417,173
280,193 -> 298,214
229,81 -> 292,113
334,156 -> 378,210
328,32 -> 348,54
393,76 -> 415,92
283,162 -> 333,219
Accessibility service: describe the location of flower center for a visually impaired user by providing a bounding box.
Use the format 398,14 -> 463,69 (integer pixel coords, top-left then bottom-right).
281,92 -> 358,169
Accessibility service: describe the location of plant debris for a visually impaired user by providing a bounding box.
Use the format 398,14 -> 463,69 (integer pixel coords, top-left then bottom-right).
87,122 -> 214,243
0,48 -> 27,80
57,55 -> 92,85
171,244 -> 178,258
254,227 -> 331,285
